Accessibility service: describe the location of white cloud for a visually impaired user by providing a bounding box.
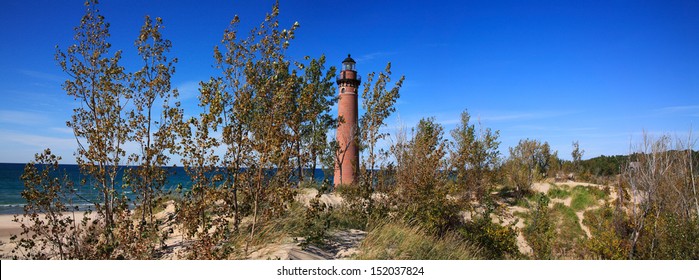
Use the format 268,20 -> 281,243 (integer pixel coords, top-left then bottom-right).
0,110 -> 49,125
479,110 -> 576,122
355,51 -> 396,62
176,80 -> 202,101
655,105 -> 699,115
509,124 -> 597,133
50,127 -> 74,134
0,129 -> 76,163
0,130 -> 74,149
19,69 -> 65,83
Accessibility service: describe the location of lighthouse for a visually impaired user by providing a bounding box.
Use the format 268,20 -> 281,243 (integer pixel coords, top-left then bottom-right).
334,54 -> 361,186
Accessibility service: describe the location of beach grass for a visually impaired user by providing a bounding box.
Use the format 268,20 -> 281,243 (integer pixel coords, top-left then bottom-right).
354,222 -> 482,260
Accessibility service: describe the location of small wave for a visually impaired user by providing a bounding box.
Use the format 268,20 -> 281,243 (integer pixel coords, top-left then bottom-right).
0,203 -> 26,208
0,203 -> 96,214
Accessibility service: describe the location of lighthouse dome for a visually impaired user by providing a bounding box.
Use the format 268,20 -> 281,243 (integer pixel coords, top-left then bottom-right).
342,54 -> 356,71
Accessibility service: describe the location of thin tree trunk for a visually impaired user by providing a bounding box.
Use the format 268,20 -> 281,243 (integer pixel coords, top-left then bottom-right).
649,208 -> 661,258
311,152 -> 317,182
297,140 -> 304,185
233,183 -> 239,231
232,124 -> 244,232
247,130 -> 268,254
246,164 -> 263,254
689,149 -> 699,217
146,106 -> 153,224
232,154 -> 241,232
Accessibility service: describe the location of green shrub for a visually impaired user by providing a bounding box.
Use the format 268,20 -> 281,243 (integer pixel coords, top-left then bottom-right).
334,183 -> 372,231
299,188 -> 333,247
523,194 -> 555,259
582,205 -> 629,260
650,213 -> 699,259
398,192 -> 462,236
459,214 -> 520,259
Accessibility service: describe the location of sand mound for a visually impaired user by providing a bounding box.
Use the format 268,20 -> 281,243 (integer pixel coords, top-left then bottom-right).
295,188 -> 344,208
531,182 -> 553,194
249,229 -> 366,260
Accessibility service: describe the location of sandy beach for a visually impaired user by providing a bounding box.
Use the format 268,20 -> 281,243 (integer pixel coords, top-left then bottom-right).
0,213 -> 22,241
0,211 -> 97,259
0,191 -> 362,260
0,213 -> 26,258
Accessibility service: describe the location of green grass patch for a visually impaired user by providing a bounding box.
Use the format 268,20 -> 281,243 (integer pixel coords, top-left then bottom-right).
570,185 -> 608,211
354,222 -> 482,260
573,185 -> 608,200
547,184 -> 571,199
551,203 -> 582,234
549,203 -> 586,257
571,191 -> 595,211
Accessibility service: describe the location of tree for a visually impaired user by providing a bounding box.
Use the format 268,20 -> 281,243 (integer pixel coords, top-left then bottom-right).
207,1 -> 301,254
56,0 -> 130,249
449,110 -> 501,201
12,150 -> 85,259
622,132 -> 699,259
538,142 -> 553,178
359,63 -> 405,187
48,0 -> 183,259
176,79 -> 226,259
126,15 -> 180,227
572,140 -> 584,173
546,150 -> 561,179
209,12 -> 253,234
282,56 -> 337,184
392,118 -> 459,235
506,139 -> 551,196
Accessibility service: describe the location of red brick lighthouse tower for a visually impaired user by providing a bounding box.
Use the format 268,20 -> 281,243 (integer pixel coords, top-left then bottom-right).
334,54 -> 361,186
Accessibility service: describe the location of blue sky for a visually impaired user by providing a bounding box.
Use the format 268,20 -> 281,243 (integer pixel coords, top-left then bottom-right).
1,0 -> 697,164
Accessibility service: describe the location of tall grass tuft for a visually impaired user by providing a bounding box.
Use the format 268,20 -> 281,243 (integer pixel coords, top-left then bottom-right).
354,222 -> 482,260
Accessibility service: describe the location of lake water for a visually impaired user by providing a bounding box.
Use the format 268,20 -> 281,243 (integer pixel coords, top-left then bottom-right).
0,163 -> 330,214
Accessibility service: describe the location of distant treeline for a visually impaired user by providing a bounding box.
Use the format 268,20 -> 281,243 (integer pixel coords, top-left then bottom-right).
580,150 -> 699,177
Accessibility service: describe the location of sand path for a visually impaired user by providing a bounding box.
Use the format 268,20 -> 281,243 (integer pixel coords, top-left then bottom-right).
533,181 -> 616,239
510,181 -> 619,254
